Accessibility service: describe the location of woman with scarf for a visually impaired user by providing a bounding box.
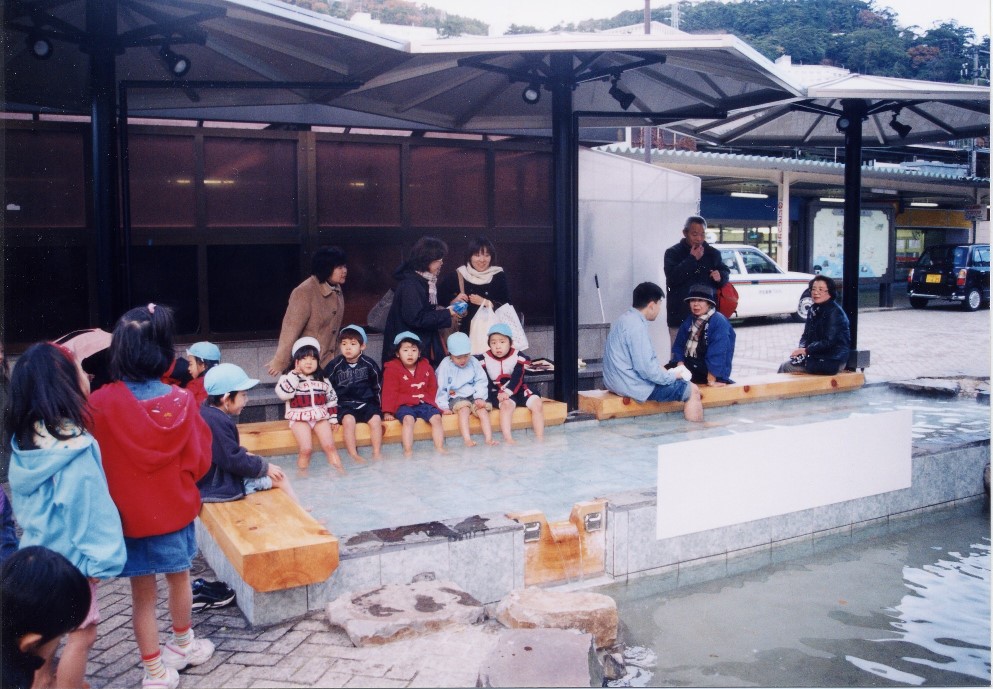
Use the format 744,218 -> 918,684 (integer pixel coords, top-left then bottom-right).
778,275 -> 850,375
439,237 -> 512,335
668,284 -> 736,386
382,236 -> 461,367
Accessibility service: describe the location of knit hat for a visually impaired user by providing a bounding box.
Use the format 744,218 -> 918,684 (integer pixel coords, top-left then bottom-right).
393,331 -> 421,347
487,323 -> 513,340
204,363 -> 259,396
446,332 -> 471,356
187,341 -> 221,362
339,324 -> 367,345
684,284 -> 716,306
291,336 -> 321,358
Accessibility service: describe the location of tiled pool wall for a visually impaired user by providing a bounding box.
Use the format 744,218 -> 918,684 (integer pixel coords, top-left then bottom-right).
197,437 -> 989,626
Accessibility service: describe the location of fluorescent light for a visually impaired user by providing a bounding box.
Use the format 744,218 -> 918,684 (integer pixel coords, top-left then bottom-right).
910,201 -> 938,207
819,197 -> 844,203
730,191 -> 768,199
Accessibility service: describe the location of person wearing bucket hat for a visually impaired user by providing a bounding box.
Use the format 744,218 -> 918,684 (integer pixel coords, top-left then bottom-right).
179,341 -> 221,406
604,282 -> 704,422
274,337 -> 344,473
324,325 -> 384,462
480,321 -> 544,443
198,363 -> 299,505
435,332 -> 497,447
668,284 -> 736,387
382,330 -> 447,456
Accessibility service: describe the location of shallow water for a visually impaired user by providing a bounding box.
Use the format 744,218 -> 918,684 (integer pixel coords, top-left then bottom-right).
598,506 -> 991,687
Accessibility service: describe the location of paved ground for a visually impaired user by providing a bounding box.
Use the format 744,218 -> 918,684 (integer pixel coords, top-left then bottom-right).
62,305 -> 993,687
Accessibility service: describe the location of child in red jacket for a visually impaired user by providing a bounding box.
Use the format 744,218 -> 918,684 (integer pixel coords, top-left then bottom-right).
381,331 -> 446,457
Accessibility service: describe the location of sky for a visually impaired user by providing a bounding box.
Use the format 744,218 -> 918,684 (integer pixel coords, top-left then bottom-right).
422,0 -> 992,38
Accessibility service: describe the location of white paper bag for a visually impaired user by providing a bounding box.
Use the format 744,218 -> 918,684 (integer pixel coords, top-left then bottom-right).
494,303 -> 529,351
469,304 -> 497,355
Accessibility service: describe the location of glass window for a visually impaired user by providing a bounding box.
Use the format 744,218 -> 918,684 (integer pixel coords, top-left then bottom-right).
740,248 -> 780,274
494,150 -> 552,227
408,147 -> 486,227
719,250 -> 741,274
128,133 -> 196,227
972,247 -> 990,267
4,130 -> 85,228
207,245 -> 299,333
4,245 -> 90,341
130,246 -> 200,335
204,137 -> 297,227
316,141 -> 401,227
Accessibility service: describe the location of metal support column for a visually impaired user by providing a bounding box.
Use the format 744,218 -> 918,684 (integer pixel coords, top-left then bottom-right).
840,99 -> 866,353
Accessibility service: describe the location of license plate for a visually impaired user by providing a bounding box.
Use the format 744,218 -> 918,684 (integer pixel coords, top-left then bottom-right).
925,274 -> 942,283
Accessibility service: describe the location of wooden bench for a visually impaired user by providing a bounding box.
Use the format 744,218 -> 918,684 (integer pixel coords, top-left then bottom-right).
198,489 -> 339,592
239,399 -> 569,456
578,371 -> 865,421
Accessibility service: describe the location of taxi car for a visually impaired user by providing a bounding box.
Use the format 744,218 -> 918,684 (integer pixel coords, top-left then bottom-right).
714,244 -> 817,321
907,243 -> 990,311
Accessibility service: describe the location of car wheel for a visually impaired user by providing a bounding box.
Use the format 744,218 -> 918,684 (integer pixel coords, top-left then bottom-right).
792,290 -> 812,322
909,297 -> 928,310
963,288 -> 982,311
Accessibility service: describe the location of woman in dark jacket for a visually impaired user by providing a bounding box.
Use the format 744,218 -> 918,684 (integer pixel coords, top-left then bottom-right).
778,275 -> 851,375
439,236 -> 512,334
382,236 -> 461,367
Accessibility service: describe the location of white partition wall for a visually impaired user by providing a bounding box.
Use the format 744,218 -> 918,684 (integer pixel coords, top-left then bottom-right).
578,149 -> 701,354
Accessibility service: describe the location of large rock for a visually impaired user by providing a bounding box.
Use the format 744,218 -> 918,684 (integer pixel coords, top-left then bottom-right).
326,580 -> 484,646
477,628 -> 603,688
889,378 -> 960,397
494,587 -> 618,648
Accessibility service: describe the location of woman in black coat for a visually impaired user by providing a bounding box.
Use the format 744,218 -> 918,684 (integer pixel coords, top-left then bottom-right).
382,236 -> 461,367
778,275 -> 851,375
439,236 -> 512,334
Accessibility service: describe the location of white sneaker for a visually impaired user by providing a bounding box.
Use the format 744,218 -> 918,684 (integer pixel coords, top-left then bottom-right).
141,666 -> 179,689
161,631 -> 215,670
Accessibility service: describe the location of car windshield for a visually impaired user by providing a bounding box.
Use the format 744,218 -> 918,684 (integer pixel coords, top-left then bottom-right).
918,246 -> 969,268
740,249 -> 781,275
719,250 -> 741,275
972,247 -> 990,267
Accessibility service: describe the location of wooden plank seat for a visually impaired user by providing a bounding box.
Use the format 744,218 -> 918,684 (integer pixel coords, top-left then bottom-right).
240,399 -> 568,456
198,488 -> 338,592
578,371 -> 865,421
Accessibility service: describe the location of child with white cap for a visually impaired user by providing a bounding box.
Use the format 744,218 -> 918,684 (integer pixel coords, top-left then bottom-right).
199,363 -> 298,503
275,337 -> 343,473
435,332 -> 497,447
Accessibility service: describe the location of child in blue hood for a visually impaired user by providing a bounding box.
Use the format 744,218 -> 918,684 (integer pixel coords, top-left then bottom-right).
7,342 -> 126,689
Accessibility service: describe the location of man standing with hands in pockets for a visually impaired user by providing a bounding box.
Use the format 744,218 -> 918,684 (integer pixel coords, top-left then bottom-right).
663,216 -> 729,344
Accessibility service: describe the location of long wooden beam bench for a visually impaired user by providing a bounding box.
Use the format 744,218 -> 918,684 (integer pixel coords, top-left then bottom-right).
240,399 -> 568,456
578,371 -> 865,421
198,488 -> 339,593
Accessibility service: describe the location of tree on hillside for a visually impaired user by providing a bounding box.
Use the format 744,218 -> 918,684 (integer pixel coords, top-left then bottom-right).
505,24 -> 544,35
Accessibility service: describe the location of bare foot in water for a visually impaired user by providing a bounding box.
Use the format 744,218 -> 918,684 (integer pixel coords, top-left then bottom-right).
403,448 -> 414,458
347,450 -> 366,464
371,451 -> 383,461
485,438 -> 500,446
463,438 -> 477,448
327,454 -> 346,475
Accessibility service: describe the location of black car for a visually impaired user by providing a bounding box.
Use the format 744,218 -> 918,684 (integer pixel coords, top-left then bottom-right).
907,243 -> 990,311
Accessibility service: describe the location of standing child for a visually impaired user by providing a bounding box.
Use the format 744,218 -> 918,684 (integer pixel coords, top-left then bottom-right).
198,363 -> 298,504
435,332 -> 497,447
381,332 -> 446,457
89,304 -> 214,689
275,337 -> 344,473
7,343 -> 127,689
324,325 -> 384,462
479,323 -> 545,444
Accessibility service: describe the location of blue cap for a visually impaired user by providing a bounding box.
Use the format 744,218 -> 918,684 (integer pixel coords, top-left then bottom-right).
447,332 -> 471,356
487,323 -> 513,340
187,341 -> 220,362
204,363 -> 259,396
339,324 -> 367,344
393,331 -> 421,347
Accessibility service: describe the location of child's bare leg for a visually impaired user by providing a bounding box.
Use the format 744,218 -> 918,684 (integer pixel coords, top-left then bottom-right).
499,399 -> 517,443
429,415 -> 447,452
457,406 -> 476,446
130,575 -> 163,658
527,396 -> 545,441
369,415 -> 383,459
272,473 -> 299,503
54,624 -> 97,689
289,422 -> 314,469
32,637 -> 61,689
165,570 -> 193,634
476,406 -> 498,445
341,416 -> 364,463
401,416 -> 415,456
314,421 -> 344,474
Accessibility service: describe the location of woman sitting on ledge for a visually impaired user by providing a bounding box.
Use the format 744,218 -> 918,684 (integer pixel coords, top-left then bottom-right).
778,275 -> 850,375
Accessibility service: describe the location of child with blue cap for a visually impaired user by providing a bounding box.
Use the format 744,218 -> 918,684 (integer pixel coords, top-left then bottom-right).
198,363 -> 298,504
381,331 -> 446,457
435,332 -> 497,447
479,323 -> 544,443
324,325 -> 384,462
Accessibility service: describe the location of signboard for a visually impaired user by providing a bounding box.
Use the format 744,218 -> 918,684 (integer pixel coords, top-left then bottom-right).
964,206 -> 987,222
810,206 -> 892,279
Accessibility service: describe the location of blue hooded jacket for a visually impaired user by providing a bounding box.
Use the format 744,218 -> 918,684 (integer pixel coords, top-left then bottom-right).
9,429 -> 126,579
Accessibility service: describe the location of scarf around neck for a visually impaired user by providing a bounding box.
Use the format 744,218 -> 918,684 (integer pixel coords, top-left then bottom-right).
417,270 -> 438,305
457,263 -> 504,286
684,307 -> 714,359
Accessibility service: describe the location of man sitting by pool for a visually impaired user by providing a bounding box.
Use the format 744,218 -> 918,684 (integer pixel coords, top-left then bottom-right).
603,282 -> 704,422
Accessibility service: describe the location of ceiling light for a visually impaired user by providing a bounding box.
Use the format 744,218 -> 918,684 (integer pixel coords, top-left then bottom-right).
910,201 -> 938,207
521,83 -> 541,105
819,197 -> 845,203
27,32 -> 53,59
159,45 -> 191,77
730,191 -> 768,199
608,76 -> 635,111
888,111 -> 912,139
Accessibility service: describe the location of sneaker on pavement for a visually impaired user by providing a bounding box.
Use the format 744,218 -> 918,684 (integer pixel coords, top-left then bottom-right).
191,582 -> 236,612
161,632 -> 215,671
141,667 -> 179,689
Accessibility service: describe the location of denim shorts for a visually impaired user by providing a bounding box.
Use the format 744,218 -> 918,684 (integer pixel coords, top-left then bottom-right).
119,522 -> 197,577
647,379 -> 690,403
243,475 -> 274,495
395,402 -> 440,422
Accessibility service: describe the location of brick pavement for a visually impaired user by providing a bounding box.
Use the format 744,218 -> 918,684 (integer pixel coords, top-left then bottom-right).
65,305 -> 993,688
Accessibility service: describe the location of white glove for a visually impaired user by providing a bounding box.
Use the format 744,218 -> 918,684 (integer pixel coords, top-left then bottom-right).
670,364 -> 692,382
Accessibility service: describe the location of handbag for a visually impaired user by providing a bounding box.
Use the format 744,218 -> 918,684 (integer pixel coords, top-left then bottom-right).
366,289 -> 394,332
716,282 -> 739,319
494,303 -> 529,351
468,304 -> 497,355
